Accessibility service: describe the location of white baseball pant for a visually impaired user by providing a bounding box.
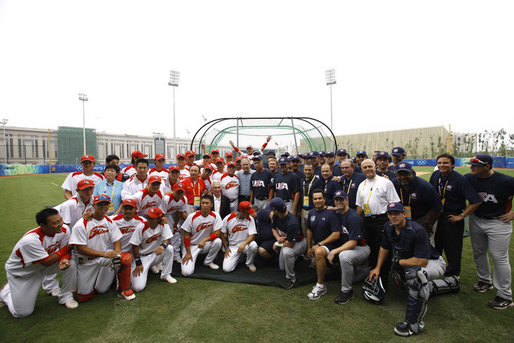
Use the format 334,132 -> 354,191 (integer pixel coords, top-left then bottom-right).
222,241 -> 258,273
181,238 -> 222,276
131,246 -> 174,292
77,257 -> 115,296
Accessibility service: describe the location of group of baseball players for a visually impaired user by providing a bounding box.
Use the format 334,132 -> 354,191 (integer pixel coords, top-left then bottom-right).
1,142 -> 513,337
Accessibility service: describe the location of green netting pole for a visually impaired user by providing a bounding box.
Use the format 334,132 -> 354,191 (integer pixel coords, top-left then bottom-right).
290,117 -> 299,155
236,118 -> 240,150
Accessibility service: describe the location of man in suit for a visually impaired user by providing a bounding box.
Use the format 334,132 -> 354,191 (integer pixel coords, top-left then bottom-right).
211,180 -> 231,220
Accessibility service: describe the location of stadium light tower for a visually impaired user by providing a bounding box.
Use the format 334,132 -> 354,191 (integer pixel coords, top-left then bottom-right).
1,118 -> 7,164
78,93 -> 88,155
325,69 -> 336,130
168,70 -> 180,138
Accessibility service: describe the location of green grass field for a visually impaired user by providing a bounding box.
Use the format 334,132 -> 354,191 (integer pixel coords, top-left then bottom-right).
0,167 -> 513,343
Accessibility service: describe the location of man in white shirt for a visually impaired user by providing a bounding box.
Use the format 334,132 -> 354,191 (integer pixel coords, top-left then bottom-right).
61,154 -> 104,199
121,158 -> 149,200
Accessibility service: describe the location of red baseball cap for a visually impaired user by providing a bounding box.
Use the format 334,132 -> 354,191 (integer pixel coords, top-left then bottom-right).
246,145 -> 253,149
155,153 -> 165,160
147,207 -> 164,218
93,194 -> 111,204
121,198 -> 137,208
239,201 -> 256,214
225,152 -> 233,157
168,165 -> 180,172
131,150 -> 147,159
81,154 -> 95,163
204,164 -> 213,171
215,157 -> 225,164
227,161 -> 236,167
173,182 -> 186,192
235,157 -> 242,162
77,179 -> 95,190
211,148 -> 220,154
148,175 -> 161,184
176,153 -> 186,159
185,151 -> 195,157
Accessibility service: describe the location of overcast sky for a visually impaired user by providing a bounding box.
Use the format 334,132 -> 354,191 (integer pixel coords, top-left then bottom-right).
0,0 -> 512,143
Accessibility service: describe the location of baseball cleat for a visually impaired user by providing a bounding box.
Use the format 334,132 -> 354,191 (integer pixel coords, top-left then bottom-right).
247,263 -> 257,272
162,275 -> 178,284
334,290 -> 353,305
473,281 -> 493,293
150,265 -> 160,274
281,278 -> 296,290
50,288 -> 60,297
487,296 -> 514,310
394,321 -> 422,337
156,263 -> 163,271
118,288 -> 136,301
204,262 -> 219,270
64,299 -> 79,309
307,285 -> 327,300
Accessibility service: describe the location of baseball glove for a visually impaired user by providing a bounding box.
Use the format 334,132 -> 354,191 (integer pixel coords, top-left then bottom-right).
110,255 -> 121,270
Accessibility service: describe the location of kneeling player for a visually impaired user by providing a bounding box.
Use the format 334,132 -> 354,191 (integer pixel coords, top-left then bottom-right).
181,195 -> 223,276
221,201 -> 258,273
0,208 -> 77,318
130,207 -> 176,291
328,191 -> 370,304
70,194 -> 135,302
368,203 -> 446,337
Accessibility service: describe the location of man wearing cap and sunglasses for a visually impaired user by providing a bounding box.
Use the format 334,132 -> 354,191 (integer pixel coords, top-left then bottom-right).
62,154 -> 105,200
465,154 -> 514,309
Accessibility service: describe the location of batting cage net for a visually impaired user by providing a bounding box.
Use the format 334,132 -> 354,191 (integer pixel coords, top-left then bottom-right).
189,117 -> 338,156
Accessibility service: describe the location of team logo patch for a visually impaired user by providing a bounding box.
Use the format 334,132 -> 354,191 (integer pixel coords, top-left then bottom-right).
226,181 -> 239,189
411,193 -> 417,199
119,226 -> 135,234
46,243 -> 60,254
146,233 -> 162,244
89,225 -> 109,239
196,222 -> 213,232
276,183 -> 289,190
142,202 -> 157,210
389,204 -> 395,208
311,216 -> 315,222
393,149 -> 398,153
446,185 -> 453,190
399,163 -> 406,168
232,224 -> 248,233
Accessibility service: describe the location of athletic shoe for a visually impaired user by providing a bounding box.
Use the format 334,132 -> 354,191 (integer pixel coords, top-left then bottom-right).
204,262 -> 219,270
282,278 -> 296,290
118,288 -> 136,301
156,263 -> 163,271
394,321 -> 422,337
64,299 -> 78,309
174,257 -> 182,264
162,275 -> 177,284
487,296 -> 514,310
307,285 -> 327,300
473,281 -> 493,293
247,263 -> 257,272
150,265 -> 160,274
334,290 -> 353,305
50,288 -> 60,297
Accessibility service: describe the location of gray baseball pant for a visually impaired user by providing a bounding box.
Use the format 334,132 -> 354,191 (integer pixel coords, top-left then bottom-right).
338,245 -> 371,292
279,239 -> 307,280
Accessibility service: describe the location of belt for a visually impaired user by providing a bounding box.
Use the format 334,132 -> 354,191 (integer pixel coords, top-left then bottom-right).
142,252 -> 154,256
255,197 -> 268,200
475,214 -> 496,220
230,199 -> 237,202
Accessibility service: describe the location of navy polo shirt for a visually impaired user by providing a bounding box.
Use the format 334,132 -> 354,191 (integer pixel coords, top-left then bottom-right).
321,178 -> 342,206
307,208 -> 340,246
376,169 -> 396,180
272,212 -> 302,243
429,170 -> 481,212
293,169 -> 305,181
302,175 -> 324,209
465,171 -> 514,217
332,165 -> 343,177
392,176 -> 443,220
272,171 -> 301,202
256,209 -> 274,242
314,165 -> 322,177
339,172 -> 366,209
337,208 -> 364,245
381,220 -> 440,260
251,169 -> 273,199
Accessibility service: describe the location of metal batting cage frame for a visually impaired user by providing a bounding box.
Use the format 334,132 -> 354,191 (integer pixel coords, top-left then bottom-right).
189,117 -> 338,155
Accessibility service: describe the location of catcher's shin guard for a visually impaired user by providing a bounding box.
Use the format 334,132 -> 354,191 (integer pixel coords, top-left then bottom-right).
117,252 -> 133,291
404,266 -> 429,333
429,275 -> 460,296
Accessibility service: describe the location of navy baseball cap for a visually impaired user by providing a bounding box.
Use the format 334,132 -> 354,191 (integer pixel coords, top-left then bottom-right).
325,151 -> 335,157
319,151 -> 326,157
466,154 -> 493,166
333,190 -> 348,200
281,152 -> 290,158
356,150 -> 367,157
290,155 -> 300,162
336,148 -> 348,156
386,202 -> 405,213
269,198 -> 286,211
265,151 -> 276,156
278,157 -> 289,165
377,151 -> 391,160
253,151 -> 261,156
395,162 -> 413,173
310,151 -> 319,158
392,147 -> 405,156
252,155 -> 262,161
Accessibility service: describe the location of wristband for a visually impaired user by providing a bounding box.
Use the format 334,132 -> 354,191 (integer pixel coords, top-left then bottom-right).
184,237 -> 191,247
209,232 -> 219,241
160,243 -> 168,249
55,246 -> 71,258
104,251 -> 107,258
234,147 -> 240,153
135,257 -> 142,266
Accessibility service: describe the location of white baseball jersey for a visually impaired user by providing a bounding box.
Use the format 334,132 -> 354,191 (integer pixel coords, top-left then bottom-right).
181,211 -> 223,245
61,171 -> 105,196
164,194 -> 188,229
69,216 -> 122,259
121,165 -> 137,177
355,175 -> 400,215
220,173 -> 240,201
121,175 -> 149,200
179,168 -> 190,181
57,196 -> 94,228
211,170 -> 224,183
149,167 -> 169,184
132,189 -> 167,216
129,222 -> 173,256
202,175 -> 212,192
4,226 -> 70,277
222,213 -> 257,247
110,214 -> 147,252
